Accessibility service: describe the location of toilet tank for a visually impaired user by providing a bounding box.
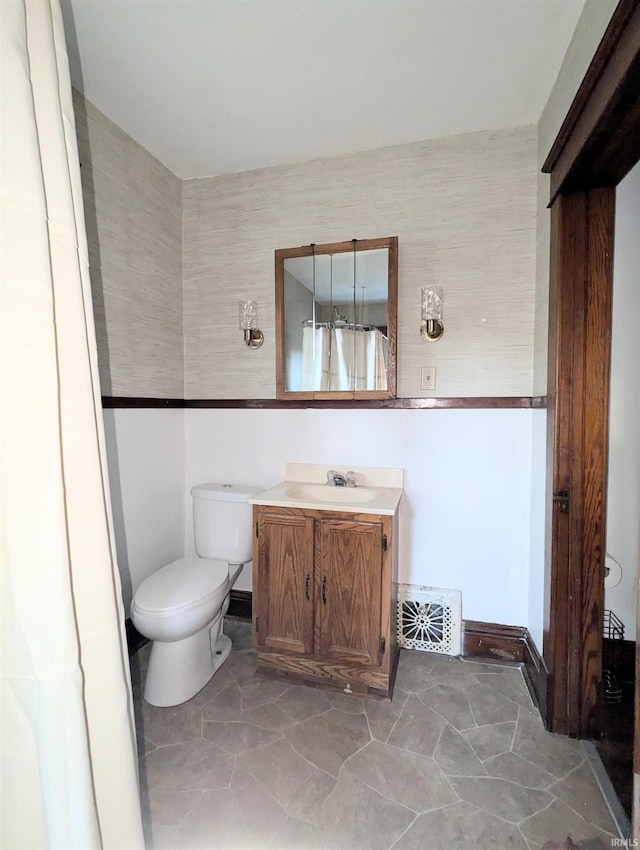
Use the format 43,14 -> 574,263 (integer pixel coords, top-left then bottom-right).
191,483 -> 261,564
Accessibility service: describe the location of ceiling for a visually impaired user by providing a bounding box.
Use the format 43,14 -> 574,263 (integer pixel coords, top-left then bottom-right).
285,248 -> 389,305
61,0 -> 586,180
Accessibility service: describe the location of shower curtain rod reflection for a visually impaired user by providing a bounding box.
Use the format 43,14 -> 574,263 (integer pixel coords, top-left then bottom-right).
302,319 -> 384,333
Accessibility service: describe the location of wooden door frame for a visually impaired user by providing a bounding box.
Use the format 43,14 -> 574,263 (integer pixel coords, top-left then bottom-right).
541,0 -> 640,767
544,188 -> 615,737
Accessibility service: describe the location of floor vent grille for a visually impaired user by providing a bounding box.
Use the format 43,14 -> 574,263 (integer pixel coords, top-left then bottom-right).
397,584 -> 462,656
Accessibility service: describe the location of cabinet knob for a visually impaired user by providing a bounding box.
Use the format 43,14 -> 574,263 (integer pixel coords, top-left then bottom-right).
305,574 -> 310,600
321,575 -> 327,605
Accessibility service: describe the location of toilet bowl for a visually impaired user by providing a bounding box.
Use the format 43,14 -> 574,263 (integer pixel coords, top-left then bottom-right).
131,558 -> 242,706
131,483 -> 259,707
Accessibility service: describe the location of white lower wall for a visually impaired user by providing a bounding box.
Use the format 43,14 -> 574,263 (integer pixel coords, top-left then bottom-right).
184,408 -> 535,629
103,409 -> 185,612
528,408 -> 547,651
102,406 -> 544,640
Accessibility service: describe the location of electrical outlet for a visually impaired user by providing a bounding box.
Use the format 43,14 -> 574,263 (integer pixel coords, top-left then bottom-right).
421,366 -> 436,390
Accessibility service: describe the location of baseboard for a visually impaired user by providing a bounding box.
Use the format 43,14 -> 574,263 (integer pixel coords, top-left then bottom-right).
228,589 -> 252,620
462,619 -> 548,714
462,620 -> 527,662
521,629 -> 549,719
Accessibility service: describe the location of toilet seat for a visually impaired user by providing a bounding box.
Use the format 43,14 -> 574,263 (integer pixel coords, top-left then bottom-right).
134,557 -> 229,616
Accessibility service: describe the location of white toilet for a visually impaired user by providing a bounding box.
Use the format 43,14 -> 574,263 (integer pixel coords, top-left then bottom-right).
131,482 -> 260,707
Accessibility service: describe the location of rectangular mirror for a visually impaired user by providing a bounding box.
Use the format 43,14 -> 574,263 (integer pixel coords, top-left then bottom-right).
275,236 -> 397,399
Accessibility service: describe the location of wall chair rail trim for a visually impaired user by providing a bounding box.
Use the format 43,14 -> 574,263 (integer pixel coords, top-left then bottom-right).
102,396 -> 545,410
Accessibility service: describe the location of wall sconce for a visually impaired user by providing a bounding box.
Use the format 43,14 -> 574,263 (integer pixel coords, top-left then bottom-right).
239,300 -> 264,348
420,286 -> 444,342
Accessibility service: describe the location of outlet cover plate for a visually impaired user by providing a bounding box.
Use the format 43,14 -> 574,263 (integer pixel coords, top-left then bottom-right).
421,366 -> 436,390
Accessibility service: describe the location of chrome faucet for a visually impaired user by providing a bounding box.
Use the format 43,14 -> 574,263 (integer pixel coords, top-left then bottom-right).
326,469 -> 357,487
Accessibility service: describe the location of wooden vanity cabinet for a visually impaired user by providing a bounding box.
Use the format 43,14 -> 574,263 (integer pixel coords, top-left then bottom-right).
252,505 -> 399,699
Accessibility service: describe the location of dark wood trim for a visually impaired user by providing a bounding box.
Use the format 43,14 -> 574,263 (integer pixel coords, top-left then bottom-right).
580,189 -> 615,735
102,397 -> 184,408
227,589 -> 252,620
275,236 -> 398,260
522,629 -> 549,722
184,396 -> 534,409
544,188 -> 615,738
544,193 -> 582,736
462,619 -> 548,714
386,237 -> 398,399
102,396 -> 538,410
542,0 -> 637,172
543,0 -> 640,199
462,620 -> 526,663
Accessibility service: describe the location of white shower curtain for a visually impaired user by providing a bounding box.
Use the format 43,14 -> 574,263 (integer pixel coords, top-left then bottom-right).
301,326 -> 387,391
330,327 -> 388,391
301,325 -> 331,390
1,2 -> 144,848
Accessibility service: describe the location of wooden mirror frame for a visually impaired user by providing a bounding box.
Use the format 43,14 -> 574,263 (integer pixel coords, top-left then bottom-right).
275,236 -> 398,401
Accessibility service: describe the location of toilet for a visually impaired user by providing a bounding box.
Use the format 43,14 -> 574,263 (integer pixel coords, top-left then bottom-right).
131,482 -> 260,707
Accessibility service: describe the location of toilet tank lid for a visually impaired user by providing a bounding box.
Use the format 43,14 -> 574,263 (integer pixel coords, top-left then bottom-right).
191,483 -> 261,503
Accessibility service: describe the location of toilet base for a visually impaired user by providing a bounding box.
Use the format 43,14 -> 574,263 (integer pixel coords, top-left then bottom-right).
143,620 -> 233,707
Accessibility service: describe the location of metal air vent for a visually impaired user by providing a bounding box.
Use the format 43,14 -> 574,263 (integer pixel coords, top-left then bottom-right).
397,584 -> 462,656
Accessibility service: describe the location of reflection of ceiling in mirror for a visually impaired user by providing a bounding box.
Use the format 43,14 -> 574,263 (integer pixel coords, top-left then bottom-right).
284,249 -> 388,304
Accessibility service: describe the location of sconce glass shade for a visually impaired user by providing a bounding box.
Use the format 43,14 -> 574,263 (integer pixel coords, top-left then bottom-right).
421,286 -> 444,342
238,300 -> 264,348
239,299 -> 258,330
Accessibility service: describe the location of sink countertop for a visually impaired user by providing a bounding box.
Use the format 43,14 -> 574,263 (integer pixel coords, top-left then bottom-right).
249,463 -> 404,516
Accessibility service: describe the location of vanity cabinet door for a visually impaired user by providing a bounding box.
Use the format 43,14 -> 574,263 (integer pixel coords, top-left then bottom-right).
254,511 -> 314,655
316,517 -> 384,667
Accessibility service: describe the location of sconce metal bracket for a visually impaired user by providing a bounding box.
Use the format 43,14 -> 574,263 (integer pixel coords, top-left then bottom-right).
420,319 -> 444,342
244,328 -> 264,349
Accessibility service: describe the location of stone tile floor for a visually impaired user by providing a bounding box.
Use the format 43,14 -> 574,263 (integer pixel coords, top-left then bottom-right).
131,619 -> 621,850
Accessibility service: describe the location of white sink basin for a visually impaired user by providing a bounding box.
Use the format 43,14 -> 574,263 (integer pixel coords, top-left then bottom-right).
285,484 -> 378,504
249,466 -> 404,515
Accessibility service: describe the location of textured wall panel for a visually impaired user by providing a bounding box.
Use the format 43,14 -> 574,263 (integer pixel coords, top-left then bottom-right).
533,168 -> 550,396
74,92 -> 183,397
183,127 -> 537,398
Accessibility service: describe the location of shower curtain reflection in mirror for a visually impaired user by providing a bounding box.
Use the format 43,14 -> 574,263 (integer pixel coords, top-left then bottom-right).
300,325 -> 388,391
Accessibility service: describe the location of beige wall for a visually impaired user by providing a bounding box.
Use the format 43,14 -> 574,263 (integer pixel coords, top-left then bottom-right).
73,92 -> 183,398
75,90 -> 537,400
183,127 -> 537,399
